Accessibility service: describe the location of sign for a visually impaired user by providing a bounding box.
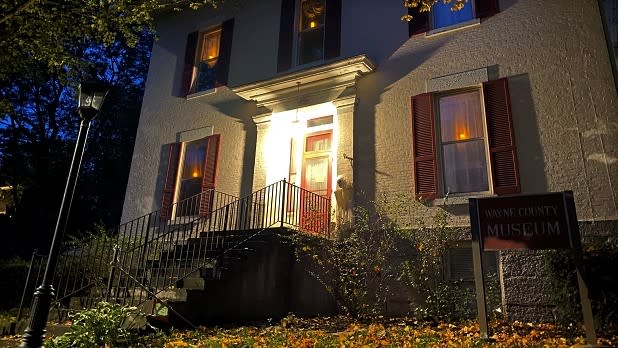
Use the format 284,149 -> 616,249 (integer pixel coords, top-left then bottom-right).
471,192 -> 575,250
468,191 -> 596,344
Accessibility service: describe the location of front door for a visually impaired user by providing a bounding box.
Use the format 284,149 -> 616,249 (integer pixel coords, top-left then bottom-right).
300,132 -> 332,234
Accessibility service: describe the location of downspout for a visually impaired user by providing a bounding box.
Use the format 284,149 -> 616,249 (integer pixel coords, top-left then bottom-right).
598,0 -> 618,94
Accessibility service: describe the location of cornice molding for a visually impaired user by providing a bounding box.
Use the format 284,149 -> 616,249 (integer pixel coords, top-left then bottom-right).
231,54 -> 374,112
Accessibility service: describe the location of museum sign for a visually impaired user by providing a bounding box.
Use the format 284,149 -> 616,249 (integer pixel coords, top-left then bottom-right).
470,192 -> 575,250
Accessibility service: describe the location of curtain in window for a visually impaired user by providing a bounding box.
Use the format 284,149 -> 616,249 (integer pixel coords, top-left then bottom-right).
442,141 -> 488,193
439,91 -> 488,194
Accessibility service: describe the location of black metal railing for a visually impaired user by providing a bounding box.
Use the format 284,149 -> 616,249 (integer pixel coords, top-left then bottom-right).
19,180 -> 331,322
16,250 -> 46,323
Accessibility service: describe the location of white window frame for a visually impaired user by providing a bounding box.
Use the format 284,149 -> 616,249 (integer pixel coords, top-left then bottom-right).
192,26 -> 222,94
171,133 -> 214,218
434,86 -> 493,197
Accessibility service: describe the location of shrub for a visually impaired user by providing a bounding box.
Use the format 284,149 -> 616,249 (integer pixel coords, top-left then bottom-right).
294,192 -> 499,321
0,257 -> 30,310
46,302 -> 139,348
545,234 -> 618,327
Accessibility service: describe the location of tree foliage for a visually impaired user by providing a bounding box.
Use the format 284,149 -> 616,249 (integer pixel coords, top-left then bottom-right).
0,31 -> 153,256
0,0 -> 225,257
402,0 -> 469,21
0,0 -> 228,79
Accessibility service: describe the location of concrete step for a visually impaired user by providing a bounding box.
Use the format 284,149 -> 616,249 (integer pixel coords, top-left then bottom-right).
144,274 -> 206,290
146,258 -> 216,269
157,288 -> 187,302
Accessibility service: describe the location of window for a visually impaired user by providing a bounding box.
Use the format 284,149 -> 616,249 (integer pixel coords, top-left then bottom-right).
446,245 -> 497,281
431,0 -> 474,30
437,90 -> 489,194
408,0 -> 499,36
178,138 -> 209,203
411,78 -> 520,200
195,28 -> 221,92
298,0 -> 326,65
180,19 -> 234,96
277,0 -> 341,72
160,135 -> 221,220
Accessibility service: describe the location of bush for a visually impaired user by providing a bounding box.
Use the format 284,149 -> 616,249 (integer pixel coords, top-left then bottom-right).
46,302 -> 140,348
545,235 -> 618,327
0,257 -> 30,310
294,192 -> 498,321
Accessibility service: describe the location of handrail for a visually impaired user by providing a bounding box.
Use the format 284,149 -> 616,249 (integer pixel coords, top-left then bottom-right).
41,180 -> 331,318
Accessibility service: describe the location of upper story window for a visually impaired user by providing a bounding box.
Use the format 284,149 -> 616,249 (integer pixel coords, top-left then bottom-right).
408,0 -> 499,36
432,0 -> 474,30
411,78 -> 520,200
298,0 -> 326,65
179,19 -> 234,97
277,0 -> 341,72
195,27 -> 222,92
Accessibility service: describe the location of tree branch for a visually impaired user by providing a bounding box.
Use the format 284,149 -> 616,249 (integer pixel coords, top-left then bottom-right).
0,0 -> 39,25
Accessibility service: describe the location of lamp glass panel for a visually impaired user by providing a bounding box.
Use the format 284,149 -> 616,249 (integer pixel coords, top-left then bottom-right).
79,93 -> 92,108
91,92 -> 106,110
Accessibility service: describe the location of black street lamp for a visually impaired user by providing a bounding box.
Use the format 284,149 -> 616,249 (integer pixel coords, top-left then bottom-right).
20,81 -> 109,348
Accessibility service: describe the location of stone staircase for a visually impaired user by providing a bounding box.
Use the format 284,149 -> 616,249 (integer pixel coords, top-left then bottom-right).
16,180 -> 334,330
98,228 -> 286,327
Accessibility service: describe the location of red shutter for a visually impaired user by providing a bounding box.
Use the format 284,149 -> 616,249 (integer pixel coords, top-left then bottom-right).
277,0 -> 295,72
475,0 -> 499,18
408,6 -> 430,36
199,134 -> 221,217
483,78 -> 520,195
324,0 -> 342,60
215,19 -> 234,87
161,143 -> 182,220
180,31 -> 198,96
411,93 -> 438,200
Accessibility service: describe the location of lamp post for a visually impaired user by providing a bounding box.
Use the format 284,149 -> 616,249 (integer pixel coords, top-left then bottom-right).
20,81 -> 109,348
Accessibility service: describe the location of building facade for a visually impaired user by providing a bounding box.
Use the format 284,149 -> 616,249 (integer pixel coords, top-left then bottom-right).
122,0 -> 618,320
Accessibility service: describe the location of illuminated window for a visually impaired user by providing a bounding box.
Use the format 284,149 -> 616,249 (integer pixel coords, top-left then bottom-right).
298,0 -> 325,65
412,79 -> 519,200
431,1 -> 474,30
437,90 -> 489,194
178,138 -> 209,207
195,28 -> 222,92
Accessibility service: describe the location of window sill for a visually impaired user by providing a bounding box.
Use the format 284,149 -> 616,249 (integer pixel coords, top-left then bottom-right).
425,18 -> 480,38
430,192 -> 495,207
186,88 -> 217,100
280,57 -> 337,76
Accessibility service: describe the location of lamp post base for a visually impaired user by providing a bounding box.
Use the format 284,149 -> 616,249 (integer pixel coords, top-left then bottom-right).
19,285 -> 55,348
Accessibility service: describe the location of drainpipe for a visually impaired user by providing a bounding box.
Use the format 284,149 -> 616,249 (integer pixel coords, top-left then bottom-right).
598,0 -> 618,93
